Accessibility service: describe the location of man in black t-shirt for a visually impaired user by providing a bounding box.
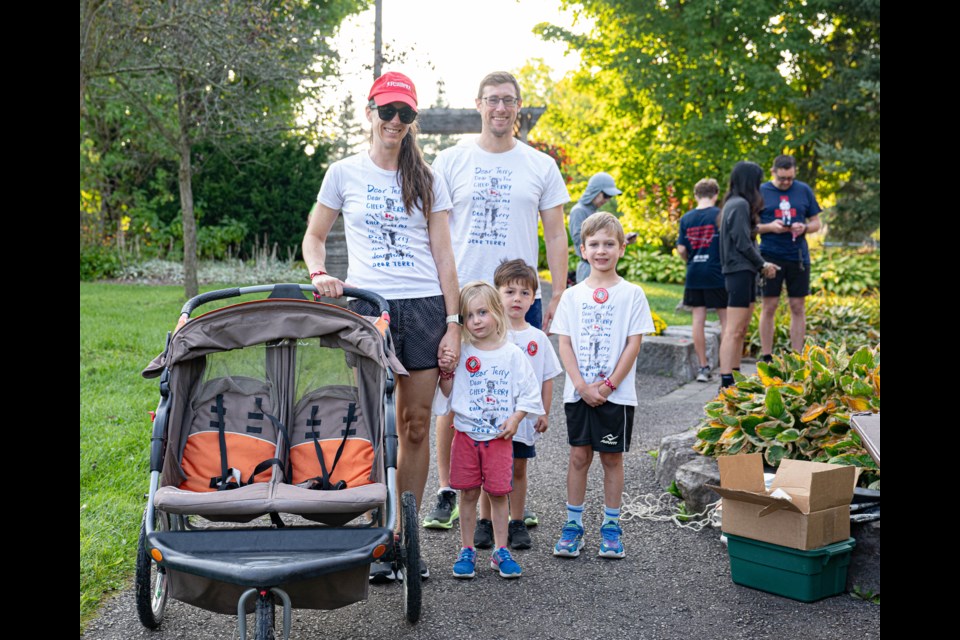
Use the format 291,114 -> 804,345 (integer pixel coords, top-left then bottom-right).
757,155 -> 822,358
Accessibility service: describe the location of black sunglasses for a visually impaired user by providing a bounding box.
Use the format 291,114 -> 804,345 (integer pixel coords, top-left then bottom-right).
373,103 -> 417,124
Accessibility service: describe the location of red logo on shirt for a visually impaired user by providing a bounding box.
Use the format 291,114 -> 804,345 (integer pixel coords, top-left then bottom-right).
593,288 -> 609,304
465,356 -> 481,373
527,341 -> 538,356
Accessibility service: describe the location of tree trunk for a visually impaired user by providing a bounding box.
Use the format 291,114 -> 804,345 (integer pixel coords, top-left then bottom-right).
176,73 -> 199,299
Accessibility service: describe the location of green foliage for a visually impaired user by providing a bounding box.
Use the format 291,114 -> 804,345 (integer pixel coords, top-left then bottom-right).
80,284 -> 186,628
693,343 -> 880,488
745,292 -> 880,357
80,246 -> 123,281
810,248 -> 880,295
851,585 -> 881,605
617,245 -> 686,285
81,0 -> 369,296
535,0 -> 881,240
667,480 -> 682,499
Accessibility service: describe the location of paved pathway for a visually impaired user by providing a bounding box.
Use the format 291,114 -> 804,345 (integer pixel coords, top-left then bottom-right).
83,284 -> 879,639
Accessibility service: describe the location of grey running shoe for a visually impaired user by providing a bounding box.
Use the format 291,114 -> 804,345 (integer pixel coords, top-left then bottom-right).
422,490 -> 459,529
696,366 -> 712,382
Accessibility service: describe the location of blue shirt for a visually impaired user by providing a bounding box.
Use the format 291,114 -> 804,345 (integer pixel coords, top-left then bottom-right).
677,206 -> 723,289
759,180 -> 821,264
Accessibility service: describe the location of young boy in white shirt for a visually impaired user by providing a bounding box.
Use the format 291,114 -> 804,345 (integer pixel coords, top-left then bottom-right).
550,212 -> 654,558
472,259 -> 563,550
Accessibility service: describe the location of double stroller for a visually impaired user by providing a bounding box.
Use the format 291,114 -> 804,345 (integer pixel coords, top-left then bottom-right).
138,284 -> 420,639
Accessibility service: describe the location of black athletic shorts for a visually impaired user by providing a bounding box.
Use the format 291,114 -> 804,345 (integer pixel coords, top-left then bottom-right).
565,400 -> 634,453
760,255 -> 810,298
683,287 -> 728,309
349,294 -> 445,371
725,270 -> 758,308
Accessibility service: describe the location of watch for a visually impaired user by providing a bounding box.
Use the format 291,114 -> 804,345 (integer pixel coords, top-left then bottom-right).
446,314 -> 463,325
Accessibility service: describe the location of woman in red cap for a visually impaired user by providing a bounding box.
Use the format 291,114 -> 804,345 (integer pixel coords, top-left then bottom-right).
303,72 -> 460,581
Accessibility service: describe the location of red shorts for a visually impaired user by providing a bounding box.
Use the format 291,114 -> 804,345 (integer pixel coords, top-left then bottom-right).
449,430 -> 513,496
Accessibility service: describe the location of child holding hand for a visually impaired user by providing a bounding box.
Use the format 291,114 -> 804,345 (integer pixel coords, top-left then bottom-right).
434,281 -> 542,579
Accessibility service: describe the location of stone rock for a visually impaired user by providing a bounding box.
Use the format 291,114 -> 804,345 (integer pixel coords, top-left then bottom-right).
637,335 -> 697,381
639,323 -> 722,382
675,456 -> 721,514
655,431 -> 700,492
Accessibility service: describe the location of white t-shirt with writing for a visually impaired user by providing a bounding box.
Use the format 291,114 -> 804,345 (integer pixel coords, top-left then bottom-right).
317,152 -> 452,299
551,279 -> 655,406
432,140 -> 570,296
508,325 -> 562,445
434,341 -> 543,441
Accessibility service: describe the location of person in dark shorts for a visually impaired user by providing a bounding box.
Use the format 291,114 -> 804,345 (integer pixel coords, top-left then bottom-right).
551,212 -> 654,560
303,72 -> 461,582
677,178 -> 727,382
718,162 -> 779,389
757,155 -> 822,358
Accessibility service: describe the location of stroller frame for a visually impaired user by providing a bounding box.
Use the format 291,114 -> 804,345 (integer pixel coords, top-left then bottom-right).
137,284 -> 421,639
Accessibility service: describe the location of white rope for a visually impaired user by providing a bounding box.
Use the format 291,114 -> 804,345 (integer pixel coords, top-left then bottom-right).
620,492 -> 721,532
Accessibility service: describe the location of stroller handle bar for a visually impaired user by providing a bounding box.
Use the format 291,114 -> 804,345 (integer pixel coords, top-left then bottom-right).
179,285 -> 391,319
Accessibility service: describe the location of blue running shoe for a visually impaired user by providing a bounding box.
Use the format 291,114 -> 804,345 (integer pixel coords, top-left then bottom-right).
552,521 -> 585,557
490,547 -> 522,578
452,547 -> 476,579
598,521 -> 625,558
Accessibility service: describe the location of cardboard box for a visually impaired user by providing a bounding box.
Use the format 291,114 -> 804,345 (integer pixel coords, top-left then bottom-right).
710,454 -> 856,550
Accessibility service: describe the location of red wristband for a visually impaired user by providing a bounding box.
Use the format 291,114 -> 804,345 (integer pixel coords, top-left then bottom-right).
439,370 -> 455,380
309,270 -> 327,279
603,378 -> 617,391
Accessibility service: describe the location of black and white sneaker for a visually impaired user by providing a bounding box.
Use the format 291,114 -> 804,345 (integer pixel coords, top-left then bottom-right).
369,561 -> 397,584
397,559 -> 430,581
696,366 -> 712,382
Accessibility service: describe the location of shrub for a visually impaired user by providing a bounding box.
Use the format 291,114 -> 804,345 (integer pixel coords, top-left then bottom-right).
745,292 -> 880,356
693,343 -> 879,489
810,248 -> 880,295
80,246 -> 123,281
617,245 -> 686,285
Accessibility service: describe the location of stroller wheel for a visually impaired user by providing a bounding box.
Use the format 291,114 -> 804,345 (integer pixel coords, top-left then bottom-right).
400,491 -> 422,623
254,592 -> 276,640
135,509 -> 169,629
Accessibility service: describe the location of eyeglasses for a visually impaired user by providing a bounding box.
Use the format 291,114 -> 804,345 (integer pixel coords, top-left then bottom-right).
372,103 -> 417,124
481,96 -> 519,107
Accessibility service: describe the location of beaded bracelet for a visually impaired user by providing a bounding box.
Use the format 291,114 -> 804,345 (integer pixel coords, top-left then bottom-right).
603,378 -> 617,391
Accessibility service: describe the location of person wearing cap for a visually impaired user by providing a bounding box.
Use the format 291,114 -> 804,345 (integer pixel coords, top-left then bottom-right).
569,172 -> 623,283
303,72 -> 460,581
423,71 -> 571,536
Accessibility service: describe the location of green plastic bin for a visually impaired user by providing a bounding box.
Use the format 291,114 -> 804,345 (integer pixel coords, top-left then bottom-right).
726,534 -> 856,602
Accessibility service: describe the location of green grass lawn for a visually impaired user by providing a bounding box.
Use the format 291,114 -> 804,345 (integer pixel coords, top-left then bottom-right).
630,280 -> 723,328
78,278 -> 699,629
80,283 -> 188,629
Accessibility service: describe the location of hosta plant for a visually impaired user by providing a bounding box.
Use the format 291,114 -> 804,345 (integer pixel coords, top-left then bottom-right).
693,342 -> 879,489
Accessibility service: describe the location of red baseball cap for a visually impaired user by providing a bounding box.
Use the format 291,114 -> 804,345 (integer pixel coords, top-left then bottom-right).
368,71 -> 418,109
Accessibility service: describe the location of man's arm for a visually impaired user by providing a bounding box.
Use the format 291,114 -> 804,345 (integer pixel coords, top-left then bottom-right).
676,244 -> 689,262
803,214 -> 822,234
541,204 -> 569,333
